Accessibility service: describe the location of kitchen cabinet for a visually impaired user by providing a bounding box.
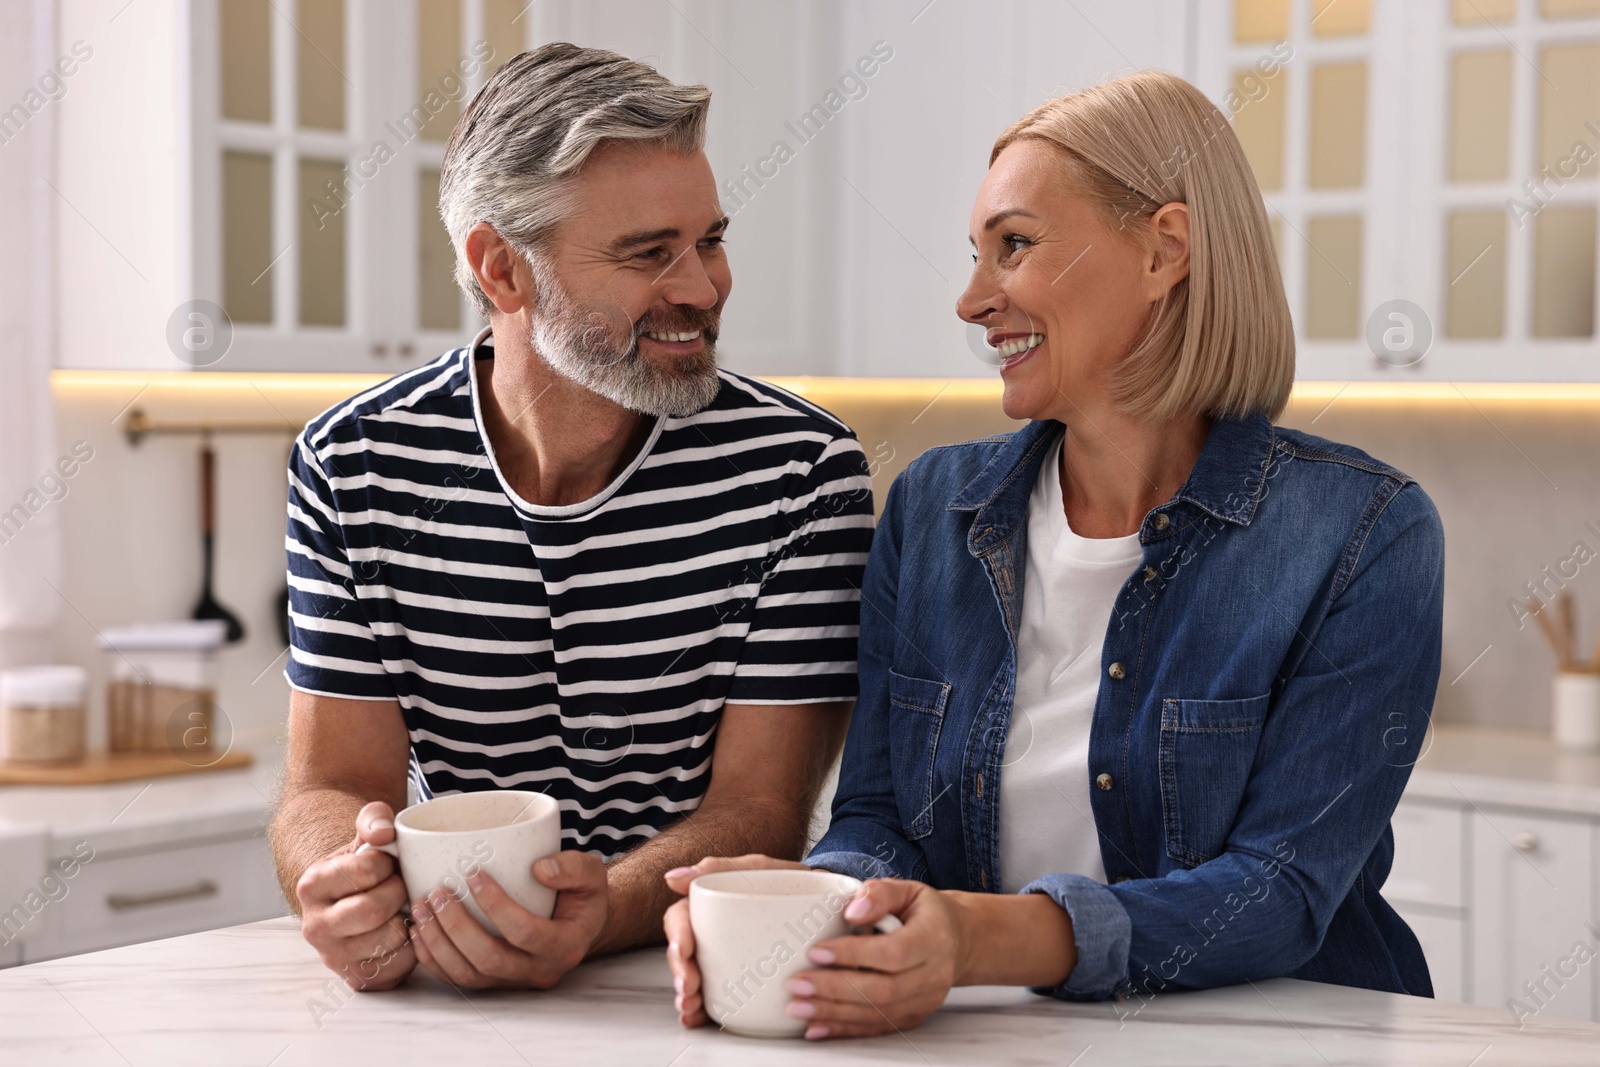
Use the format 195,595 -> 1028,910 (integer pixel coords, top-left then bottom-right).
1467,808 -> 1597,1022
56,0 -> 850,377
0,747 -> 287,968
1387,726 -> 1600,1022
22,832 -> 284,964
1190,0 -> 1600,381
52,1 -> 1600,380
1394,904 -> 1466,1004
1386,799 -> 1468,1003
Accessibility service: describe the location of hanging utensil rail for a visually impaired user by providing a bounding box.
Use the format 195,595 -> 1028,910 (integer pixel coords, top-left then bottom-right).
123,408 -> 300,447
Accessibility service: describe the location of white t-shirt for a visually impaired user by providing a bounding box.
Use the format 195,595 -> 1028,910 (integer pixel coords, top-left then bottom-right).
999,436 -> 1144,894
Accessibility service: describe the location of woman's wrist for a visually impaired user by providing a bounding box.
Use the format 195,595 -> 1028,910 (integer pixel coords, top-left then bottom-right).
941,889 -> 1077,988
942,889 -> 982,987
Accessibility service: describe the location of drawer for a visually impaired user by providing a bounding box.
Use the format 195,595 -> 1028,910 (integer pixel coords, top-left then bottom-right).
1393,904 -> 1465,1002
23,834 -> 285,962
1386,799 -> 1464,909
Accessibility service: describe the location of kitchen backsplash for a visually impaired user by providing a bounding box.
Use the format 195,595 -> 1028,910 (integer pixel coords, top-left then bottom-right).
39,372 -> 1600,753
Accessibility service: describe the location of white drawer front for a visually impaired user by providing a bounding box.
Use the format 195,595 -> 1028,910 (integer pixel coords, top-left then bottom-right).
1387,799 -> 1464,909
24,834 -> 285,962
1394,904 -> 1465,1002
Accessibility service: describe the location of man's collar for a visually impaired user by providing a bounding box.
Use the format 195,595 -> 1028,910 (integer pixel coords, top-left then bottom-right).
946,413 -> 1276,551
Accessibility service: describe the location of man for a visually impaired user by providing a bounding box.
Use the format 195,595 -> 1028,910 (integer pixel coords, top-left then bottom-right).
270,43 -> 873,992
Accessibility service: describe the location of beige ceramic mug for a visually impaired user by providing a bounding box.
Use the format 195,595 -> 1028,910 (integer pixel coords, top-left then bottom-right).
358,790 -> 561,937
690,868 -> 903,1038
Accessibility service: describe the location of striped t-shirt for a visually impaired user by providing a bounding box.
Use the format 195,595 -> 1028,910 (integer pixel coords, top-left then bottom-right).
285,329 -> 874,857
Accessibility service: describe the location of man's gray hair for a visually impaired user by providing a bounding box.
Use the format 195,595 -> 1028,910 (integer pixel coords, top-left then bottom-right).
439,42 -> 713,319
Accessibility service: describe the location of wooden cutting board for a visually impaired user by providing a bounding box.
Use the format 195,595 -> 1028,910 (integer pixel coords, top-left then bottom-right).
0,749 -> 253,785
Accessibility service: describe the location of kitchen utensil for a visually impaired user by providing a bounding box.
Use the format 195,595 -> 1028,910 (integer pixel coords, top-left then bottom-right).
192,439 -> 245,644
356,790 -> 562,937
275,441 -> 293,648
1529,597 -> 1573,670
275,588 -> 290,647
1559,591 -> 1577,668
689,869 -> 902,1038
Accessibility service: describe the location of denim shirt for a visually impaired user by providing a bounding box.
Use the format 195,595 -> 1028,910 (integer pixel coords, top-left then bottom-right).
806,414 -> 1444,1004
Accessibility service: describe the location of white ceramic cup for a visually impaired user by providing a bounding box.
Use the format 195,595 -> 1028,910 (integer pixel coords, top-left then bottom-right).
1553,671 -> 1600,750
358,790 -> 561,937
690,868 -> 903,1039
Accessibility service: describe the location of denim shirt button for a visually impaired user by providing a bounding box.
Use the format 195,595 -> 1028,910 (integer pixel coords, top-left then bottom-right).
1107,661 -> 1126,680
1096,773 -> 1114,791
1114,875 -> 1132,884
1153,513 -> 1170,530
1141,565 -> 1156,581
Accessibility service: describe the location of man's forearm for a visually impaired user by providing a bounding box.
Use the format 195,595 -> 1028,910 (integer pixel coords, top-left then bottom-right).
268,786 -> 372,914
588,797 -> 812,957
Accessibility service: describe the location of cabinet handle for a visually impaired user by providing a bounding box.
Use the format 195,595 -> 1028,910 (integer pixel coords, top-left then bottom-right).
1512,831 -> 1540,852
106,880 -> 219,911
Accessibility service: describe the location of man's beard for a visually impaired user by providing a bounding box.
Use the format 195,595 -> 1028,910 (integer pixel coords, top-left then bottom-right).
530,277 -> 722,418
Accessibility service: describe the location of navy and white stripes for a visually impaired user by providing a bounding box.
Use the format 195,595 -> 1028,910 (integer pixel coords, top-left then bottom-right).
286,331 -> 873,857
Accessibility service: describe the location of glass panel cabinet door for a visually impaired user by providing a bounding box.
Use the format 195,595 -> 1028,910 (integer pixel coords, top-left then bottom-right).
1193,0 -> 1600,381
1193,0 -> 1378,377
193,0 -> 515,370
198,0 -> 373,369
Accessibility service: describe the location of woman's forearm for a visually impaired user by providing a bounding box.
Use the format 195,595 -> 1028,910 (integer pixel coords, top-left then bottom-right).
947,890 -> 1077,988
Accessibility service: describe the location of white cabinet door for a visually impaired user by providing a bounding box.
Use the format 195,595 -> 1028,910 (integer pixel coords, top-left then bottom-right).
1468,807 -> 1598,1022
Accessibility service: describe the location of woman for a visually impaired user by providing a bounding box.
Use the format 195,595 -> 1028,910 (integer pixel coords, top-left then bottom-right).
663,69 -> 1443,1040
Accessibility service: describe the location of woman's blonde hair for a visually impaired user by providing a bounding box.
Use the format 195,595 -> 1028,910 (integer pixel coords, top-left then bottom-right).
992,70 -> 1294,421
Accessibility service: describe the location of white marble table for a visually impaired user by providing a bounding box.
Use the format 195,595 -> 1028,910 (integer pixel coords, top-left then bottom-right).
5,917 -> 1599,1066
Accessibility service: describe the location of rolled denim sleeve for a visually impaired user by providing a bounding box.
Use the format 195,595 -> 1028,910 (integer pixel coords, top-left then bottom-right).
1020,873 -> 1134,999
804,849 -> 907,883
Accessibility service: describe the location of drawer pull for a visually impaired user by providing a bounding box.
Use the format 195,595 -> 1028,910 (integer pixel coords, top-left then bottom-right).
1512,831 -> 1540,853
106,880 -> 220,911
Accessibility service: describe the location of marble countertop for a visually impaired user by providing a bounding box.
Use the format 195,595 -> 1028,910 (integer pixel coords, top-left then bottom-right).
0,743 -> 283,856
1407,724 -> 1600,816
5,916 -> 1599,1066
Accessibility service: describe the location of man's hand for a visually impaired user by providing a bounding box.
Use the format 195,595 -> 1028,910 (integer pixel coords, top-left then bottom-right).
409,850 -> 608,989
661,853 -> 810,1027
295,801 -> 417,991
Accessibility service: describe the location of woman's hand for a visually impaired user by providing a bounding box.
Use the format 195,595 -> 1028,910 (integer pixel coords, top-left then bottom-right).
662,854 -> 809,1027
785,878 -> 967,1040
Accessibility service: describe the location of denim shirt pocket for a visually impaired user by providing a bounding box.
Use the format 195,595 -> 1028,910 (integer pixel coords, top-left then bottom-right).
1158,692 -> 1272,867
886,668 -> 951,841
